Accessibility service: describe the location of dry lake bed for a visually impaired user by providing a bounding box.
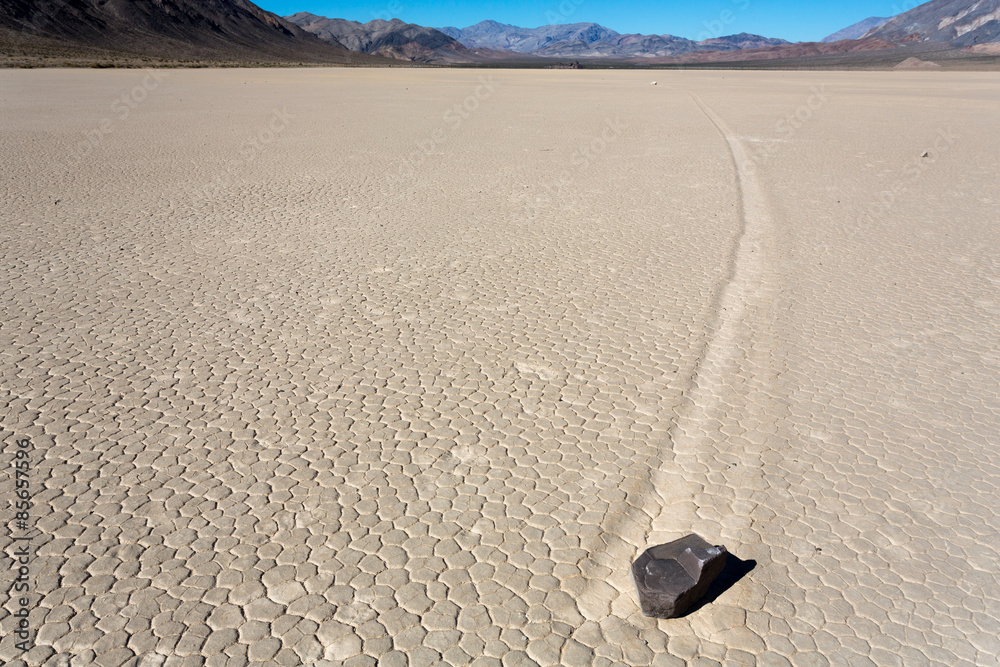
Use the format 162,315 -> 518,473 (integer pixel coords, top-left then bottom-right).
1,68 -> 999,666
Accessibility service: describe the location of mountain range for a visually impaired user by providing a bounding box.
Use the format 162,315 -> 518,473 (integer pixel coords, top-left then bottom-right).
284,4 -> 1000,64
437,21 -> 791,58
2,0 -> 1000,67
282,16 -> 794,61
283,15 -> 795,62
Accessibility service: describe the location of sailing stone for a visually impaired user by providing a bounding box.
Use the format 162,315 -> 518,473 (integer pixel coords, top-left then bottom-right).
631,534 -> 728,619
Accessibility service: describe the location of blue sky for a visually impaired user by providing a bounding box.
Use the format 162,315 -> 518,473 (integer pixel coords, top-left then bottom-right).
258,0 -> 924,42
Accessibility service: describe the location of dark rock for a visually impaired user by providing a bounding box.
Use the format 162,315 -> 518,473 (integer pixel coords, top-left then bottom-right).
631,534 -> 728,619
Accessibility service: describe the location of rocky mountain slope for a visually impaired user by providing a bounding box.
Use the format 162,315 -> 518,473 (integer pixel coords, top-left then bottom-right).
822,17 -> 891,42
863,0 -> 1000,46
286,12 -> 472,62
0,0 -> 378,63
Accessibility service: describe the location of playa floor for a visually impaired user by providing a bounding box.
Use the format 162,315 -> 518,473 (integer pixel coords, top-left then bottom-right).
2,68 -> 999,666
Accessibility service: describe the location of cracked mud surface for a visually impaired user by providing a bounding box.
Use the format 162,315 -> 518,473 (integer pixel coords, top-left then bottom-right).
2,69 -> 999,666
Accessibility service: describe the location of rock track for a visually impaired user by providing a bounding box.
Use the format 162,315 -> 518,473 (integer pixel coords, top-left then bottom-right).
1,69 -> 999,667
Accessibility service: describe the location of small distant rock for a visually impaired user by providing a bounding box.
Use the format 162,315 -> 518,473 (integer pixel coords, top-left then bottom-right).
631,533 -> 728,619
545,60 -> 582,69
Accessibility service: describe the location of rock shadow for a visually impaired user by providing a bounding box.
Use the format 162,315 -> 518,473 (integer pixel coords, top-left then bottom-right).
678,552 -> 756,618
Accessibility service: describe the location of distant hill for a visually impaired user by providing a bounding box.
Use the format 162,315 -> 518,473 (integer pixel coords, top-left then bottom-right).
863,0 -> 1000,45
0,0 -> 381,64
439,20 -> 789,58
286,13 -> 472,63
532,33 -> 699,58
439,20 -> 620,53
637,37 -> 900,65
698,33 -> 792,51
531,32 -> 789,58
822,17 -> 891,43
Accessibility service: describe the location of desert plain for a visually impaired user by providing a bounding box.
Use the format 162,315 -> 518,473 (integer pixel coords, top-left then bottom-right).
1,68 -> 999,666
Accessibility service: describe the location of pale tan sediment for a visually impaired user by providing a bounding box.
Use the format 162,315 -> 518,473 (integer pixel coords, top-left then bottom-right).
0,69 -> 998,666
